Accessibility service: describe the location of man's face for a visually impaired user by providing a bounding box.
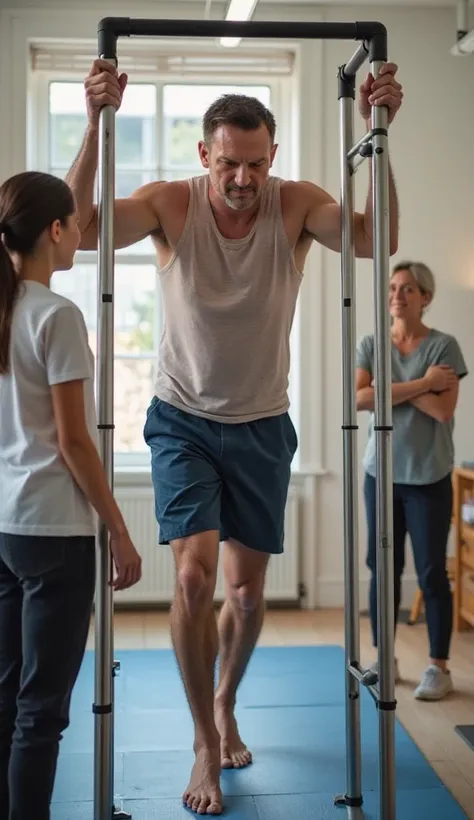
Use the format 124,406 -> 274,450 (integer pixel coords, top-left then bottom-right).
199,123 -> 278,211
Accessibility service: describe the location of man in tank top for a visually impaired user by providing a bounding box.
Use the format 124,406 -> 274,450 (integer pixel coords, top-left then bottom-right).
67,59 -> 403,815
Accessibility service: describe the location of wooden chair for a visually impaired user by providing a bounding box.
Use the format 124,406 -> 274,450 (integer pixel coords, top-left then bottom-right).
407,556 -> 456,625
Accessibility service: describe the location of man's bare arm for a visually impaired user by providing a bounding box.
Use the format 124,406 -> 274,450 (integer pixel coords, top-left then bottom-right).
65,59 -> 161,251
66,126 -> 98,236
66,128 -> 159,251
300,62 -> 402,259
300,153 -> 399,259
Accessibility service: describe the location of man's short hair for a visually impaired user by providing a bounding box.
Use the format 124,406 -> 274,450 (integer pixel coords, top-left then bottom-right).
202,94 -> 276,144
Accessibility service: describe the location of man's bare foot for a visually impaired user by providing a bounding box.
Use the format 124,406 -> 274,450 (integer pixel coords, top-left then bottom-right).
182,747 -> 222,815
214,701 -> 252,769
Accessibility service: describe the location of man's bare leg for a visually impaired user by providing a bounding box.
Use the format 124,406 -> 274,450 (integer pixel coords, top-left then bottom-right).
214,539 -> 269,769
170,531 -> 222,815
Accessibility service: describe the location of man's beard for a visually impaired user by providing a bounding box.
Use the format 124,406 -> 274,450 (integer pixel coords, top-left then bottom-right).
222,185 -> 259,211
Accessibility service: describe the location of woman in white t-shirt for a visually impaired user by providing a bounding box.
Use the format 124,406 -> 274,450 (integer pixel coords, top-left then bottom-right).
0,170 -> 142,819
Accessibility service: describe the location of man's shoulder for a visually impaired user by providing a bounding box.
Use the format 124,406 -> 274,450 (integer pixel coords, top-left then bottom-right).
279,178 -> 323,196
279,178 -> 335,214
132,177 -> 190,206
129,178 -> 192,228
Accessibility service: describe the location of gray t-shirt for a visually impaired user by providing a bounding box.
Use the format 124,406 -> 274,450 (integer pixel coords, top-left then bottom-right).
356,328 -> 468,485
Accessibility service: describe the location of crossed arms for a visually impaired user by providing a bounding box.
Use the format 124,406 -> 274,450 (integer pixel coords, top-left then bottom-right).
355,368 -> 460,424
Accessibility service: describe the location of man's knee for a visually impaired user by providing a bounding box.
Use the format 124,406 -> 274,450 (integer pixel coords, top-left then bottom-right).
223,540 -> 269,614
227,580 -> 264,614
172,531 -> 219,617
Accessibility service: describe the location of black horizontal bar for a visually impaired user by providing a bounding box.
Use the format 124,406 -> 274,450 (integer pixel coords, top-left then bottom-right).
98,16 -> 387,59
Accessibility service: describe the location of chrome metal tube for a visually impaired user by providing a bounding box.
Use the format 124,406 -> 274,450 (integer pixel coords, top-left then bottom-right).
94,97 -> 116,820
370,58 -> 396,820
339,92 -> 363,809
347,130 -> 372,161
342,42 -> 369,78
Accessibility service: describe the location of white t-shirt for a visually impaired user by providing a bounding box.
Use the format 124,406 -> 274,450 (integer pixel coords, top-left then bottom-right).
0,279 -> 99,536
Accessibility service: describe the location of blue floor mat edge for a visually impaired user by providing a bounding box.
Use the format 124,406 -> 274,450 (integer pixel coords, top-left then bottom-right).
51,644 -> 469,819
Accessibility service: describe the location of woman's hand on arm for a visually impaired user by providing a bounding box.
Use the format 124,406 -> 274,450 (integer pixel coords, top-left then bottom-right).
356,361 -> 460,422
410,366 -> 460,422
355,368 -> 431,411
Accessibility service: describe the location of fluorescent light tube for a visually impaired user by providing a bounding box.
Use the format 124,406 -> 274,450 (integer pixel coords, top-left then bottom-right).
220,0 -> 259,48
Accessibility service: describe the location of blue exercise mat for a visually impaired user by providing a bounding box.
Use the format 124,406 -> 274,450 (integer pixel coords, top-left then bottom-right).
51,645 -> 468,819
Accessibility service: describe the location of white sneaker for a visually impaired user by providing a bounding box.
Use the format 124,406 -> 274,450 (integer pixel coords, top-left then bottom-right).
369,657 -> 401,683
414,665 -> 453,701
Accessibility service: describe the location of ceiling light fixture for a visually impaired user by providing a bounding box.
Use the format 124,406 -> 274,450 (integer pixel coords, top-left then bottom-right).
220,0 -> 259,49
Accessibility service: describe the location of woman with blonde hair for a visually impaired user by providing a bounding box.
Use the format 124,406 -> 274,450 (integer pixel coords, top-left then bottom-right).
356,260 -> 468,700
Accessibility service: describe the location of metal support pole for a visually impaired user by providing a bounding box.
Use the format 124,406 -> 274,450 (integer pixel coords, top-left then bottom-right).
334,66 -> 363,819
334,33 -> 396,820
370,52 -> 397,820
94,62 -> 131,820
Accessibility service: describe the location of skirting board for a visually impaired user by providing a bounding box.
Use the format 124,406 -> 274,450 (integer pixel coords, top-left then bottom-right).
314,576 -> 420,609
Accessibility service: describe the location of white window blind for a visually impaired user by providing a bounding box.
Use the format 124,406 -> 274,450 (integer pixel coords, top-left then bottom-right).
30,39 -> 295,77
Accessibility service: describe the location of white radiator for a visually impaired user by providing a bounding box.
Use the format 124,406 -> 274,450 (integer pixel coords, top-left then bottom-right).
113,483 -> 301,605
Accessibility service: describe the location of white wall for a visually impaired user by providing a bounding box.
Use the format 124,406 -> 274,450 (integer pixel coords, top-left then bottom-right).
1,0 -> 473,609
318,4 -> 474,606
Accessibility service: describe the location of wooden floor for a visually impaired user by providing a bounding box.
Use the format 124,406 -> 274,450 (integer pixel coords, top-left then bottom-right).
87,607 -> 474,818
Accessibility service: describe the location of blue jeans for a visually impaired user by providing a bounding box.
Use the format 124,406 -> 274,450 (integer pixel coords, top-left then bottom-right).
144,397 -> 298,554
364,472 -> 453,660
0,533 -> 95,820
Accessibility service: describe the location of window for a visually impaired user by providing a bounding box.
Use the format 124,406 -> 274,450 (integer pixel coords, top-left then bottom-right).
32,71 -> 284,467
160,84 -> 271,180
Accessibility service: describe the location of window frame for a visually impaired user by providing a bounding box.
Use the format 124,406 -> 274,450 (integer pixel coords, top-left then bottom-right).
29,68 -> 297,470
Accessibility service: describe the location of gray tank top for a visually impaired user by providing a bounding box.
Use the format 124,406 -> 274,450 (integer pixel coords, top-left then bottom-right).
154,174 -> 303,423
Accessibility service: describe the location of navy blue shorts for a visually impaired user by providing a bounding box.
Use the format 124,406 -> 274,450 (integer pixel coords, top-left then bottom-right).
143,397 -> 298,554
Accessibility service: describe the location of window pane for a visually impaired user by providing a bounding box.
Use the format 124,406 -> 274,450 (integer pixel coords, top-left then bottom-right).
116,112 -> 155,167
116,237 -> 155,256
48,167 -> 67,181
163,118 -> 203,167
162,84 -> 271,168
51,264 -> 159,456
49,168 -> 155,197
51,264 -> 158,356
114,358 -> 155,453
161,168 -> 204,182
51,265 -> 97,334
49,113 -> 88,167
115,170 -> 155,199
114,266 -> 157,355
49,82 -> 157,170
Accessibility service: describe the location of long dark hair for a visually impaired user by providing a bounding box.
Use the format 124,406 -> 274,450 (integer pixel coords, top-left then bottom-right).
0,171 -> 75,374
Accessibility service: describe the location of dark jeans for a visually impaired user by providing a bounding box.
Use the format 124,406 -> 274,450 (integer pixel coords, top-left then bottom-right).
0,533 -> 95,820
364,472 -> 453,660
